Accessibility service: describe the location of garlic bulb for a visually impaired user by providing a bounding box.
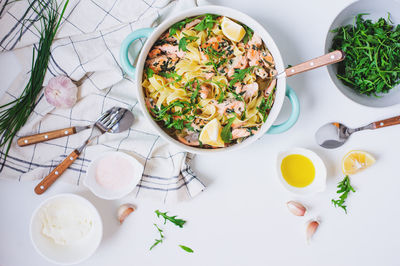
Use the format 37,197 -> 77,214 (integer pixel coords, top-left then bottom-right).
306,220 -> 319,243
118,204 -> 135,224
286,201 -> 307,216
44,76 -> 78,108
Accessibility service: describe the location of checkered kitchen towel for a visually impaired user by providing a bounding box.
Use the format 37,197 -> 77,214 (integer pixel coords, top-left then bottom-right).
0,0 -> 208,202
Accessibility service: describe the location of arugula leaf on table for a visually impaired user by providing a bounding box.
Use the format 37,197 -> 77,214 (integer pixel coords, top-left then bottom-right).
149,224 -> 164,250
179,245 -> 194,253
155,210 -> 187,228
220,117 -> 236,143
331,175 -> 356,213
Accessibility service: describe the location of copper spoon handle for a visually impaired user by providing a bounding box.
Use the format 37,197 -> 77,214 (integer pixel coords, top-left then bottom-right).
17,127 -> 77,147
371,115 -> 400,129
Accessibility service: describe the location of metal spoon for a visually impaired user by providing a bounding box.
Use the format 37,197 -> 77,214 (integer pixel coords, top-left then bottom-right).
315,115 -> 400,149
34,107 -> 135,194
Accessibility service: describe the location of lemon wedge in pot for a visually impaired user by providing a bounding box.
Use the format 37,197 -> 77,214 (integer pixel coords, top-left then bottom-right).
199,118 -> 225,147
221,17 -> 246,42
342,150 -> 375,175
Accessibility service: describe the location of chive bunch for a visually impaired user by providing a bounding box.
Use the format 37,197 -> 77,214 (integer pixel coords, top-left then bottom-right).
0,0 -> 69,169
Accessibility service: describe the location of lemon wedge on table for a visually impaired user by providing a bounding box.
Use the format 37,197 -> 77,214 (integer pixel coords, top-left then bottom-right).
221,17 -> 246,42
199,118 -> 225,148
342,150 -> 376,175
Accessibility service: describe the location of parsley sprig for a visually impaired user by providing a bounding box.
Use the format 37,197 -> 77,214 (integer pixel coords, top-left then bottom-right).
331,175 -> 356,213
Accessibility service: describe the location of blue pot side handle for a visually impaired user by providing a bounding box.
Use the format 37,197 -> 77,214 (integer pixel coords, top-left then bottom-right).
267,85 -> 300,134
119,28 -> 154,79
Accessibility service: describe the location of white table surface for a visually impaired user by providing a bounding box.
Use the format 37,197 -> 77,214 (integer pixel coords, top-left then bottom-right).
1,0 -> 400,265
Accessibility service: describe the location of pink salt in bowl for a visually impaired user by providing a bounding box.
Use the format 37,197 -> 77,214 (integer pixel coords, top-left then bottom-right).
83,151 -> 144,200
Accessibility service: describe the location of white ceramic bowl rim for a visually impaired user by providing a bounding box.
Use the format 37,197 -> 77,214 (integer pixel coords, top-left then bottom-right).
134,5 -> 287,154
83,151 -> 144,200
29,193 -> 103,265
276,148 -> 327,196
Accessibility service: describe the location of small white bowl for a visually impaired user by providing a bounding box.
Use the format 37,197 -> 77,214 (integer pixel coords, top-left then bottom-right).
83,151 -> 143,200
276,148 -> 327,196
30,194 -> 103,265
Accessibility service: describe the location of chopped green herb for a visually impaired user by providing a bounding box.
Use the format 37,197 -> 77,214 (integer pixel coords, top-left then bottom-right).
159,71 -> 182,82
146,68 -> 154,78
155,210 -> 187,228
257,89 -> 275,122
150,224 -> 164,250
220,117 -> 236,143
241,23 -> 254,44
194,14 -> 218,31
229,67 -> 256,87
331,13 -> 400,96
179,245 -> 194,253
178,33 -> 199,52
331,175 -> 356,213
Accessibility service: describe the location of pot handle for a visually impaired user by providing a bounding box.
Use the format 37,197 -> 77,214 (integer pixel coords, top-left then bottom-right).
267,85 -> 300,134
120,28 -> 154,79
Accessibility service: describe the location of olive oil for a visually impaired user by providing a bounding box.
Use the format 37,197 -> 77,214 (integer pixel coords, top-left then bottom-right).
281,154 -> 315,188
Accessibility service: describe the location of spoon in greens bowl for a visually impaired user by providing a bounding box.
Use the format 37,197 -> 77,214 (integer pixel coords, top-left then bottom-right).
315,115 -> 400,149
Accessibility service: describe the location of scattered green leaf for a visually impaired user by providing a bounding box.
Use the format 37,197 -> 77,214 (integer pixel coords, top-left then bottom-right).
150,224 -> 164,250
331,175 -> 356,213
220,117 -> 236,143
179,245 -> 194,253
178,33 -> 199,52
155,210 -> 187,228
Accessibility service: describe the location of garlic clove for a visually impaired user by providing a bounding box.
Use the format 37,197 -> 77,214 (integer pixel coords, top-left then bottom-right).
44,76 -> 78,108
286,201 -> 307,216
306,220 -> 319,244
118,204 -> 135,224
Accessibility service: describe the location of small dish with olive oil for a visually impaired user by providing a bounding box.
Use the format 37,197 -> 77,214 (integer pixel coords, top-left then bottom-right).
276,148 -> 327,195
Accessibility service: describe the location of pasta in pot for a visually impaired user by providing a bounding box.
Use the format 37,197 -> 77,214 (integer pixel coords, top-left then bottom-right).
142,14 -> 277,149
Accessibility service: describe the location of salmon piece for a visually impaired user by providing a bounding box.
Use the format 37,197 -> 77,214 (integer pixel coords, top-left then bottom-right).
159,31 -> 177,43
148,48 -> 162,58
145,98 -> 156,115
248,34 -> 262,47
232,127 -> 258,140
227,55 -> 248,77
214,99 -> 245,116
145,54 -> 179,73
204,72 -> 215,80
156,44 -> 185,58
184,19 -> 202,29
264,79 -> 276,97
199,83 -> 212,99
201,36 -> 222,51
235,82 -> 259,100
246,48 -> 269,78
177,132 -> 200,146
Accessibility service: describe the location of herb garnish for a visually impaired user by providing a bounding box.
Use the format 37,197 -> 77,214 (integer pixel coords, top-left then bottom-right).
146,68 -> 154,78
257,89 -> 275,122
331,175 -> 356,213
178,33 -> 199,51
159,71 -> 182,82
179,245 -> 194,253
241,23 -> 254,44
220,117 -> 236,143
155,210 -> 187,228
229,67 -> 256,87
150,224 -> 164,250
194,14 -> 218,32
0,0 -> 69,169
331,13 -> 400,96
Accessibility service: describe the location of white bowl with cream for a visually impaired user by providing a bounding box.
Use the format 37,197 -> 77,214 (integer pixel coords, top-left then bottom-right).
30,194 -> 102,265
84,151 -> 144,200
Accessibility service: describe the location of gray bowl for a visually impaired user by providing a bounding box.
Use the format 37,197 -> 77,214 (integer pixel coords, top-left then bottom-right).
325,0 -> 400,108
